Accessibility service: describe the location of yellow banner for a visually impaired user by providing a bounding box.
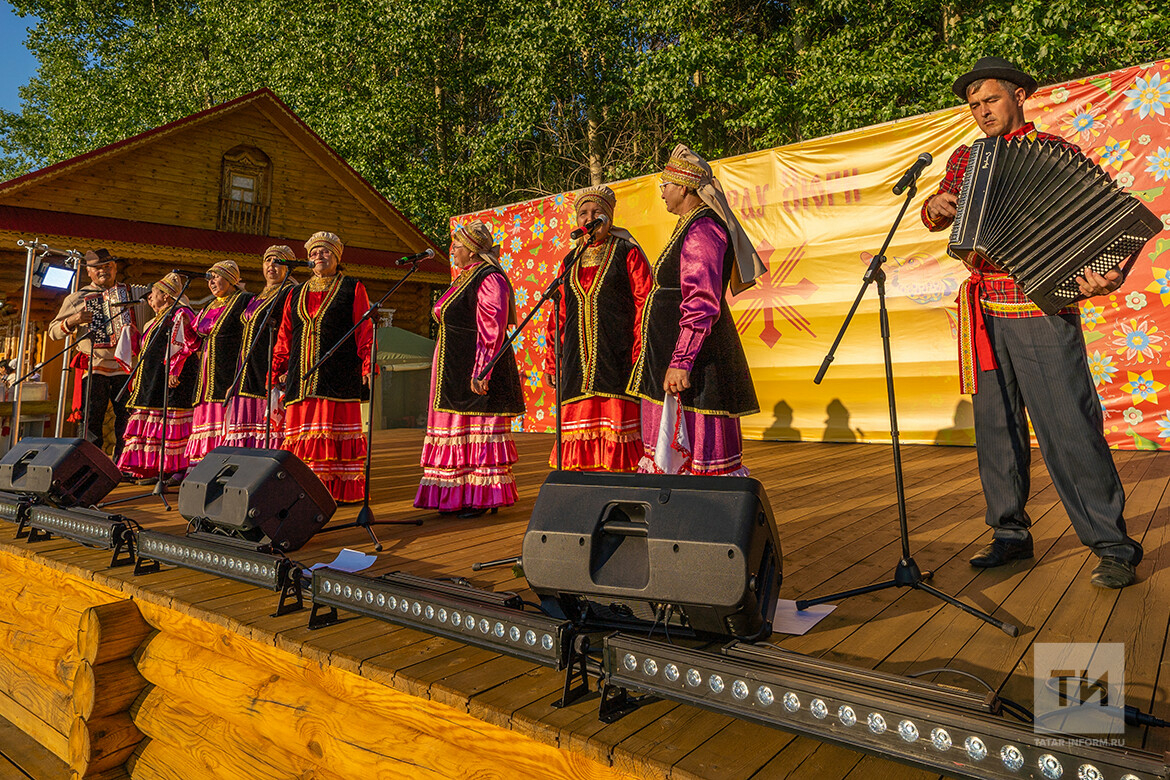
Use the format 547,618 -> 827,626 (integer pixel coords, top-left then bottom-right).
607,106 -> 979,444
456,59 -> 1170,448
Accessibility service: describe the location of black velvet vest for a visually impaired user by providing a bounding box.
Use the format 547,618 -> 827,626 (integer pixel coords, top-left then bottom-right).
194,291 -> 252,405
284,275 -> 366,405
433,262 -> 525,416
629,208 -> 759,416
128,308 -> 199,411
557,236 -> 639,404
239,285 -> 294,399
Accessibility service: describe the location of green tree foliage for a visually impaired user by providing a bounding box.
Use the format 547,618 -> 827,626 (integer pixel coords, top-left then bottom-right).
1,0 -> 1165,242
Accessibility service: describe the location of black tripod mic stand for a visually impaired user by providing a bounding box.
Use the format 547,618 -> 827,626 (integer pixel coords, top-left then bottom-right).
472,220 -> 603,572
794,177 -> 1019,638
301,260 -> 427,551
101,276 -> 196,510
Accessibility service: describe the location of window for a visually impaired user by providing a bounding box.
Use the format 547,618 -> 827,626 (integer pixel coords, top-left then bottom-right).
217,146 -> 271,234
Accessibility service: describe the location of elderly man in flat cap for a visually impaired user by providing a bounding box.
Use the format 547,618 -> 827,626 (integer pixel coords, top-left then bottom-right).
48,248 -> 145,463
921,57 -> 1141,588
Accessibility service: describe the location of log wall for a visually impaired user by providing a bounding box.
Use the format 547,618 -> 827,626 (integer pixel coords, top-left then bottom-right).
0,545 -> 631,780
0,550 -> 149,778
4,105 -> 409,256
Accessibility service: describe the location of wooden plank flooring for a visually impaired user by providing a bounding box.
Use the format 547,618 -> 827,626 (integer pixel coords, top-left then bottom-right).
6,429 -> 1169,779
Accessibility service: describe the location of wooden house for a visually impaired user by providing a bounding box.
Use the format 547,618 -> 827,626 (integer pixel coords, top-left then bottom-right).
0,88 -> 449,437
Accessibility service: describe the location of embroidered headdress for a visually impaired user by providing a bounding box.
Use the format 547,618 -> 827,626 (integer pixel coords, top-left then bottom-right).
659,144 -> 766,294
305,231 -> 343,259
263,245 -> 297,263
574,185 -> 616,220
153,272 -> 184,299
208,259 -> 241,286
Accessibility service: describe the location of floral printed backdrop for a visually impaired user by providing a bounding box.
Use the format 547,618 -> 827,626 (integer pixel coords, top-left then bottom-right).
1036,66 -> 1170,449
453,59 -> 1170,448
454,194 -> 578,434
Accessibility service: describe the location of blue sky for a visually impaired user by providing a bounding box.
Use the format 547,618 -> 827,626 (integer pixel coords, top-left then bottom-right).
0,3 -> 39,114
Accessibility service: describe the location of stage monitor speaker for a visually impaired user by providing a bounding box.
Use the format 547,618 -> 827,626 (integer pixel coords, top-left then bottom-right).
178,446 -> 337,552
521,471 -> 782,640
0,437 -> 121,507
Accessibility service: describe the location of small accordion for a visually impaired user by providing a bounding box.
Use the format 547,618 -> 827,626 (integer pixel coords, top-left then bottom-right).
947,136 -> 1161,315
84,286 -> 135,347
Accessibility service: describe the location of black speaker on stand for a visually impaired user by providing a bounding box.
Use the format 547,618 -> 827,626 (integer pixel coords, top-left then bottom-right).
0,437 -> 121,507
178,446 -> 337,553
521,471 -> 782,641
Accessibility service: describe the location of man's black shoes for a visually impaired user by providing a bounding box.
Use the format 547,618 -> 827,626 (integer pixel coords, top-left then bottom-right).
969,538 -> 1034,568
1090,558 -> 1137,589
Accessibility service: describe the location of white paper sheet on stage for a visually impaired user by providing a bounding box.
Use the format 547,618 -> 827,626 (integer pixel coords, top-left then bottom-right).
306,548 -> 377,577
772,599 -> 835,635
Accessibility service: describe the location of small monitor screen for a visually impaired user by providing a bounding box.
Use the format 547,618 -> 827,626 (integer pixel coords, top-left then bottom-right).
40,265 -> 75,290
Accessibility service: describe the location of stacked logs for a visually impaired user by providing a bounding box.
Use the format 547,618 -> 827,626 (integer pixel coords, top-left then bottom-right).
0,551 -> 150,779
71,601 -> 151,777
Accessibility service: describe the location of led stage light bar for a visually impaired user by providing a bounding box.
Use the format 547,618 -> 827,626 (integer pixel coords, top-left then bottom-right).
603,634 -> 1167,780
135,530 -> 303,616
26,504 -> 134,567
310,569 -> 575,670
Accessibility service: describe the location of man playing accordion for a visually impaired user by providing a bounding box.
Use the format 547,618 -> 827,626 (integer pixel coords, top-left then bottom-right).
48,248 -> 143,464
921,57 -> 1143,589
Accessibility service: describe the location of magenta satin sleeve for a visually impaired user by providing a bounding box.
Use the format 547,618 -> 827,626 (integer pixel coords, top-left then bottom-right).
473,272 -> 510,379
670,217 -> 728,371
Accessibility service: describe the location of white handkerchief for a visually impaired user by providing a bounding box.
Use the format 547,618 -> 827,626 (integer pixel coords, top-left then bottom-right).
653,393 -> 692,474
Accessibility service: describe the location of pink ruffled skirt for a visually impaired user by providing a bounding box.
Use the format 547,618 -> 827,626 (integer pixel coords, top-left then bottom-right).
414,411 -> 518,512
223,395 -> 284,450
184,401 -> 228,465
117,407 -> 194,477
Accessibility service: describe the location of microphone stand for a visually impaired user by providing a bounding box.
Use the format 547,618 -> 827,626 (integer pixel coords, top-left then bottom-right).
54,251 -> 83,437
80,331 -> 98,451
221,275 -> 297,448
302,262 -> 426,551
9,326 -> 98,442
100,277 -> 195,511
9,240 -> 77,447
472,222 -> 599,573
10,327 -> 98,392
794,178 -> 1018,637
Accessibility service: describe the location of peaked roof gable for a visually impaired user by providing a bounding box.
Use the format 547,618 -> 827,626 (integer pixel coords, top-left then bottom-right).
0,89 -> 446,274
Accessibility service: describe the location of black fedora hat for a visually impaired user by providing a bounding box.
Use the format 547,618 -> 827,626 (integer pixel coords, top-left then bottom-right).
953,56 -> 1038,100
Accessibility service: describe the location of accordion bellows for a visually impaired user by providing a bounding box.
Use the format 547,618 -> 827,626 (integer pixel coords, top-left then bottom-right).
947,136 -> 1161,315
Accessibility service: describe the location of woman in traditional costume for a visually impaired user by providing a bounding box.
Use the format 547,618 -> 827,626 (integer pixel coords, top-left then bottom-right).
272,232 -> 372,503
543,185 -> 652,471
628,144 -> 766,476
183,260 -> 253,467
414,220 -> 525,518
117,272 -> 199,480
223,246 -> 296,449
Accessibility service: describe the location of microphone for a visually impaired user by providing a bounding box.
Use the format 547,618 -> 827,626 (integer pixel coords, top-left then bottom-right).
570,214 -> 608,239
109,289 -> 151,306
274,257 -> 314,269
395,248 -> 435,266
171,269 -> 215,281
892,153 -> 933,195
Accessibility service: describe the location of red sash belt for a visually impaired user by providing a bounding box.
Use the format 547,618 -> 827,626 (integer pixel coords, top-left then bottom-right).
956,271 -> 1007,394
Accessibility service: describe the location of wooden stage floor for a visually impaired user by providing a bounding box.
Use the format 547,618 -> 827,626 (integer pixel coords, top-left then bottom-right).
6,430 -> 1170,779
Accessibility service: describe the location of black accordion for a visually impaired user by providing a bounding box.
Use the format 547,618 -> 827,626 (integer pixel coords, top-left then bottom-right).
947,136 -> 1161,315
83,285 -> 136,347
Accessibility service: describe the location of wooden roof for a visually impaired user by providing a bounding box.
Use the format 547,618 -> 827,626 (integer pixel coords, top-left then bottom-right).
0,88 -> 450,310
